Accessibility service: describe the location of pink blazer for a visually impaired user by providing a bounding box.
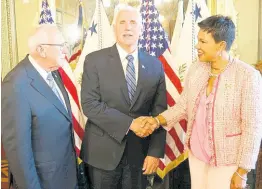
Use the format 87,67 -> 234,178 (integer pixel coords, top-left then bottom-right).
161,58 -> 262,169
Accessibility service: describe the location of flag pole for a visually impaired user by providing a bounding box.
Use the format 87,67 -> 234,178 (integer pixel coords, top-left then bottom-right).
207,0 -> 217,15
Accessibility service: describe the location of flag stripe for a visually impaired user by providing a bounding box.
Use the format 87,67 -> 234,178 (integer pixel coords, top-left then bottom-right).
158,160 -> 165,170
72,115 -> 85,140
166,91 -> 176,106
58,68 -> 81,109
69,50 -> 82,63
164,143 -> 177,162
169,127 -> 184,154
159,55 -> 183,94
75,146 -> 80,157
165,75 -> 181,101
180,119 -> 187,133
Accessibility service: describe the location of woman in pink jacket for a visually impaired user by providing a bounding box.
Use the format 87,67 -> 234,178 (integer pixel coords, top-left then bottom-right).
146,15 -> 262,189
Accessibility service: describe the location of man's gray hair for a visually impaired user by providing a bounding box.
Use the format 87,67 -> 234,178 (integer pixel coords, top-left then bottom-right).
112,4 -> 142,26
28,24 -> 58,53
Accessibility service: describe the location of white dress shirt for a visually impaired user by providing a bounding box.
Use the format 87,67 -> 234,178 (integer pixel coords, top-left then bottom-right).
116,45 -> 139,134
29,55 -> 67,111
116,44 -> 139,84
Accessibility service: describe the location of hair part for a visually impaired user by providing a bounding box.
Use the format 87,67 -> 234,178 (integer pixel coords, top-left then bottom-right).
198,15 -> 235,51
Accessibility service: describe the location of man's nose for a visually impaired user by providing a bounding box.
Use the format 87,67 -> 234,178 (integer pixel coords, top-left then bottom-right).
125,22 -> 132,30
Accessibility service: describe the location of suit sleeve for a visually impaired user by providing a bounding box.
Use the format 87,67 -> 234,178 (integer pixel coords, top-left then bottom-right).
1,79 -> 41,189
147,63 -> 168,158
81,54 -> 133,143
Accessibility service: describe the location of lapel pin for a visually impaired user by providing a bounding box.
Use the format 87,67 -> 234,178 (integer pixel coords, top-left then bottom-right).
142,65 -> 145,69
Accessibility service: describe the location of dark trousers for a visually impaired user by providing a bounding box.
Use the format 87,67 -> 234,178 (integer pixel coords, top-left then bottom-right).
255,149 -> 262,189
169,160 -> 191,189
86,150 -> 149,189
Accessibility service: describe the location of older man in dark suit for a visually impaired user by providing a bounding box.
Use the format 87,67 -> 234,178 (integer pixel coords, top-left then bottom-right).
80,4 -> 167,189
1,25 -> 78,189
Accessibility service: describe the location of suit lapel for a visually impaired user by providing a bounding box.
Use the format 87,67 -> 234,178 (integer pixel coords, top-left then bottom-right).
130,52 -> 147,110
109,45 -> 131,106
24,59 -> 71,121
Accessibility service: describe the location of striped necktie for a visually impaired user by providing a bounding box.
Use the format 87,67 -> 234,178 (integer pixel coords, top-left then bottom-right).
125,55 -> 136,102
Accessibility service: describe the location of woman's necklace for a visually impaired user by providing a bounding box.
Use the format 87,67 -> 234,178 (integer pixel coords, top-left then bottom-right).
208,56 -> 234,77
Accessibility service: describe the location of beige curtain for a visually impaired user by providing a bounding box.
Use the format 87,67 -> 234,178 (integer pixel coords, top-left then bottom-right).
1,0 -> 18,79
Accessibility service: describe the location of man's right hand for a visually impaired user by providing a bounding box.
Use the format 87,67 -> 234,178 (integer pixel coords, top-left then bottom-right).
130,117 -> 158,138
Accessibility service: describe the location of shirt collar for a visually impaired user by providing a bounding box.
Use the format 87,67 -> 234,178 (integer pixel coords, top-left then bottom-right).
28,55 -> 51,80
116,43 -> 138,62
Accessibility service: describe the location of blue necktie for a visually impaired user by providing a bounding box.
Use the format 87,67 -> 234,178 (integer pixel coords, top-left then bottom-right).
126,55 -> 136,102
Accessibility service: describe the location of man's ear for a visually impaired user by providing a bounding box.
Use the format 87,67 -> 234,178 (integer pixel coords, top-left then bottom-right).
36,45 -> 46,58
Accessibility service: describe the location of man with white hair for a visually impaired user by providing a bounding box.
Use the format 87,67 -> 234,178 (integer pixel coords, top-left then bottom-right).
1,24 -> 78,189
80,4 -> 167,189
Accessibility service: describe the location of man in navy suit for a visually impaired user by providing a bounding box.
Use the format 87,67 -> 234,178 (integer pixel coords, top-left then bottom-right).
80,4 -> 167,189
1,25 -> 78,189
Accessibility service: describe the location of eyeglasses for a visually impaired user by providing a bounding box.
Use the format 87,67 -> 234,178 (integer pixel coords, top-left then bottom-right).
40,42 -> 69,50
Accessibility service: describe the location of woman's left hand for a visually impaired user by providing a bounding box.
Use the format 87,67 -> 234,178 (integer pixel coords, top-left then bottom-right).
230,170 -> 248,189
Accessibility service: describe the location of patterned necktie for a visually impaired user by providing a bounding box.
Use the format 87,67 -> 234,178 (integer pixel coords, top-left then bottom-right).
46,72 -> 67,111
126,55 -> 136,102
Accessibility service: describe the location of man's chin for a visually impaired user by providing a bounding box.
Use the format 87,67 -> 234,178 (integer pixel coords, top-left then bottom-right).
49,66 -> 60,71
56,58 -> 67,67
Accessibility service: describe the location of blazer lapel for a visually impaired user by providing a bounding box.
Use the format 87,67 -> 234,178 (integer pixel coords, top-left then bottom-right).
130,52 -> 147,110
24,59 -> 71,121
109,45 -> 131,106
190,63 -> 210,122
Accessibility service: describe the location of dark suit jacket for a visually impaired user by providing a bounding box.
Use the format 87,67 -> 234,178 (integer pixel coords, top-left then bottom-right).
1,56 -> 77,189
80,44 -> 167,170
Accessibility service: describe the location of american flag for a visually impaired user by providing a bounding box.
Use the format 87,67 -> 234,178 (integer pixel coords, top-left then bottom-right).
139,0 -> 188,179
38,0 -> 85,159
39,0 -> 54,25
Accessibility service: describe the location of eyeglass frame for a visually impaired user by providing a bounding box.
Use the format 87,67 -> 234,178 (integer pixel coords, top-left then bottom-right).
40,42 -> 69,51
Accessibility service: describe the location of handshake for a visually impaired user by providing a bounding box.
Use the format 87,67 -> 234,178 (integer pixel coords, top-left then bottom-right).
129,116 -> 160,138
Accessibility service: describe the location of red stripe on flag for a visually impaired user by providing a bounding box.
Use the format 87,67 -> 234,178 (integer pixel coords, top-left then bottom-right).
168,128 -> 184,154
159,55 -> 183,94
165,143 -> 176,161
75,146 -> 80,157
167,92 -> 187,132
69,50 -> 82,63
179,119 -> 187,133
72,115 -> 84,140
166,91 -> 176,107
158,160 -> 165,170
58,68 -> 81,109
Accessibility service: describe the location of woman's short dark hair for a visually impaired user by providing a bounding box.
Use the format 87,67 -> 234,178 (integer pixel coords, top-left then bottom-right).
198,15 -> 235,51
